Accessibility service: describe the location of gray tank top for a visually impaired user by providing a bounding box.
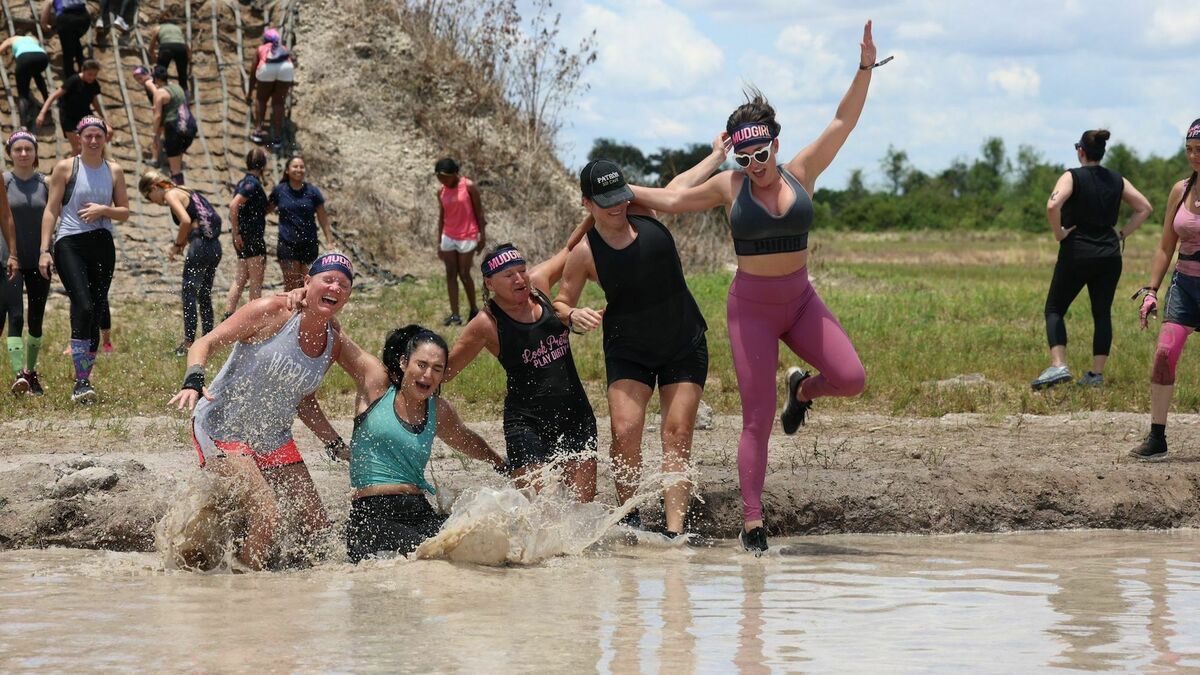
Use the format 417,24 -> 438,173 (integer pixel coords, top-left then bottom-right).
56,158 -> 114,242
194,313 -> 335,453
728,167 -> 814,256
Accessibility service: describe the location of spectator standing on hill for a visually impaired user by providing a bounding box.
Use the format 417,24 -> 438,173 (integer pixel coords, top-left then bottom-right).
248,28 -> 294,151
1032,129 -> 1153,390
1129,119 -> 1200,461
40,0 -> 90,80
37,58 -> 105,157
147,65 -> 197,185
0,35 -> 50,130
269,156 -> 333,291
149,16 -> 190,97
435,158 -> 486,326
4,130 -> 52,397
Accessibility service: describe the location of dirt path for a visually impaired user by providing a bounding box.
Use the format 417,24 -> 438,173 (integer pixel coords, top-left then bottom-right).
3,410 -> 1198,552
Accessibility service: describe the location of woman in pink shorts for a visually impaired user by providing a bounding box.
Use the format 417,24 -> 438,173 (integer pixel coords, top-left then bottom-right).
435,157 -> 487,326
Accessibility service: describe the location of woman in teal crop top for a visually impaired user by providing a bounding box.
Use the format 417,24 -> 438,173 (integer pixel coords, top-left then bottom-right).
340,324 -> 506,562
629,22 -> 888,555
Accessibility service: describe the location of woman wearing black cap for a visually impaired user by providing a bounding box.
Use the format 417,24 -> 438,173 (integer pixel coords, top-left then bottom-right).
435,158 -> 487,326
553,156 -> 716,540
1032,129 -> 1152,390
444,217 -> 595,499
1129,119 -> 1200,461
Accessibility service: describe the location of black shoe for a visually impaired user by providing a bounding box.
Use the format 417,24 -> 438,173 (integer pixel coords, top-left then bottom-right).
468,308 -> 479,321
739,526 -> 769,555
71,379 -> 97,404
25,370 -> 44,396
780,367 -> 812,435
1130,434 -> 1168,461
659,529 -> 717,547
174,344 -> 189,358
442,314 -> 462,326
618,508 -> 643,530
11,371 -> 30,396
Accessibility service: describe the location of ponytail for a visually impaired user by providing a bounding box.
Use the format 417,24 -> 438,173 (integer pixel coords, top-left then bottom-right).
1172,171 -> 1199,226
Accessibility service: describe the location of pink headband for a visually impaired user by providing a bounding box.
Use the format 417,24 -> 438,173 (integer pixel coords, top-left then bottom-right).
5,130 -> 37,152
730,123 -> 774,152
75,116 -> 107,135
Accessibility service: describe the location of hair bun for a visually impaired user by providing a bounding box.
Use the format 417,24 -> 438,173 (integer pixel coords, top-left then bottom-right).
1095,130 -> 1111,143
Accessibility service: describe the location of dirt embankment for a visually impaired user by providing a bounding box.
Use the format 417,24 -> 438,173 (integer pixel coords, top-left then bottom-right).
2,411 -> 1199,552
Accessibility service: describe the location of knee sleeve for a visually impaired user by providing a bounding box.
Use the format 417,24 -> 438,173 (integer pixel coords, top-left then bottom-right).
1152,323 -> 1190,386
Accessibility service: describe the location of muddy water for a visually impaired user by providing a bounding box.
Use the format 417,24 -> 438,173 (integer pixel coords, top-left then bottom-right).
2,530 -> 1199,672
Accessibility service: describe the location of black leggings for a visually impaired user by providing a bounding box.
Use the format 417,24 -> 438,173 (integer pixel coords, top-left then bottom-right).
156,43 -> 190,92
15,52 -> 50,101
182,241 -> 221,342
54,230 -> 115,350
55,9 -> 91,80
1044,255 -> 1122,355
1,270 -> 51,338
346,494 -> 446,563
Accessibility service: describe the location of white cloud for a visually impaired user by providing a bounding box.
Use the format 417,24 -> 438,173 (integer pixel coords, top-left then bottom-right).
572,1 -> 723,95
1144,1 -> 1200,47
896,20 -> 944,40
987,64 -> 1041,98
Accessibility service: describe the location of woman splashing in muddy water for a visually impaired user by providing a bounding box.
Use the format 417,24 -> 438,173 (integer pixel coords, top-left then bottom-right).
629,22 -> 887,553
443,217 -> 597,501
168,253 -> 356,570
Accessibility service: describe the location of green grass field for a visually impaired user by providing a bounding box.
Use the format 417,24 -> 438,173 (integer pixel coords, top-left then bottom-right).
2,228 -> 1194,423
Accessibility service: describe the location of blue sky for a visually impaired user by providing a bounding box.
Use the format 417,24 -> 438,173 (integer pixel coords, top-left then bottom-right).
550,0 -> 1200,190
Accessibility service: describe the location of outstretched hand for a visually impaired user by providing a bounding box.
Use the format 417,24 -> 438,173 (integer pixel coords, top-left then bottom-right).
169,386 -> 213,411
860,20 -> 877,68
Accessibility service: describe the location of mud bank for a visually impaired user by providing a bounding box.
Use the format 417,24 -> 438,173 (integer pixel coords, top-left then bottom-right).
2,411 -> 1199,552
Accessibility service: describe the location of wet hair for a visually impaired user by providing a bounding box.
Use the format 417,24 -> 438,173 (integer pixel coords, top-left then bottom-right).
726,85 -> 781,139
138,167 -> 194,198
381,324 -> 449,387
280,155 -> 305,183
1077,129 -> 1111,162
245,147 -> 268,172
81,59 -> 101,73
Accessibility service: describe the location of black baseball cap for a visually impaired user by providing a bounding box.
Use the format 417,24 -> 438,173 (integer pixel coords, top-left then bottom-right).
580,159 -> 634,208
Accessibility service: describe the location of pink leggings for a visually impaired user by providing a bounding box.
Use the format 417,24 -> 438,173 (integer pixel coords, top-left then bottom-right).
728,267 -> 866,523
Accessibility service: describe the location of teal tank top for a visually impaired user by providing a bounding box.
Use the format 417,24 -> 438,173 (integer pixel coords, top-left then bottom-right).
13,36 -> 45,59
349,387 -> 438,492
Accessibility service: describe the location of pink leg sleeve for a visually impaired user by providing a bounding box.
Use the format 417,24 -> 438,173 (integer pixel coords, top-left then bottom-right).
1152,322 -> 1191,385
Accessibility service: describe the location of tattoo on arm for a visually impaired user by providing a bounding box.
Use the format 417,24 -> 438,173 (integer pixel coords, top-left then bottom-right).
1050,191 -> 1059,202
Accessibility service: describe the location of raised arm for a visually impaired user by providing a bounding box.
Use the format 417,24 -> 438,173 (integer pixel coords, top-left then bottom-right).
551,240 -> 602,332
1118,178 -> 1154,240
444,313 -> 497,383
529,214 -> 594,294
435,398 -> 506,471
784,20 -> 878,191
1046,171 -> 1075,242
0,37 -> 15,54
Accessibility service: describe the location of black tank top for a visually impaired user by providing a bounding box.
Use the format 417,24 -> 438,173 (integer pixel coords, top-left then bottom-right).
728,167 -> 814,255
491,290 -> 590,408
1061,166 -> 1124,260
170,191 -> 223,241
587,214 -> 706,367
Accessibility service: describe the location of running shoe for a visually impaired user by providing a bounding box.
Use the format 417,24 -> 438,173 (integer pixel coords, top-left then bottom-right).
1031,365 -> 1072,390
442,314 -> 463,326
113,15 -> 130,31
71,379 -> 97,404
780,367 -> 812,435
468,308 -> 480,321
739,526 -> 769,555
25,370 -> 44,396
11,372 -> 30,396
174,344 -> 189,358
1129,434 -> 1168,461
249,130 -> 267,145
1077,371 -> 1104,387
102,342 -> 116,355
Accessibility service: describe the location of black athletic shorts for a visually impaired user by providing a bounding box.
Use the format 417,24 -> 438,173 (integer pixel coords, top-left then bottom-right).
605,334 -> 708,389
345,494 -> 445,563
163,126 -> 195,157
237,234 -> 266,259
503,396 -> 598,470
277,238 -> 319,264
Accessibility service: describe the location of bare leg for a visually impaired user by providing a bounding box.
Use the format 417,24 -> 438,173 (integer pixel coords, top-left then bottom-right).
1050,344 -> 1067,368
1091,354 -> 1108,375
254,81 -> 273,135
261,462 -> 330,541
209,455 -> 280,570
279,259 -> 306,291
1151,384 -> 1172,426
270,82 -> 291,140
456,250 -> 478,314
607,379 -> 654,508
440,250 -> 460,316
658,382 -> 702,533
246,256 -> 265,301
566,458 -> 598,503
225,256 -> 249,315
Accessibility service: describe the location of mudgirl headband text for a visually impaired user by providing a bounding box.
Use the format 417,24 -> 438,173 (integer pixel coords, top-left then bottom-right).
75,116 -> 107,134
1187,119 -> 1200,141
5,130 -> 37,152
730,123 -> 775,152
309,252 -> 354,283
481,245 -> 525,277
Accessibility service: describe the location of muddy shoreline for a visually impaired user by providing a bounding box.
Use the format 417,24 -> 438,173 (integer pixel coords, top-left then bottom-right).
2,411 -> 1199,552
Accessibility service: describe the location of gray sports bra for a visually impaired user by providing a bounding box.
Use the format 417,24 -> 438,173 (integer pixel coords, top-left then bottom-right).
728,167 -> 814,256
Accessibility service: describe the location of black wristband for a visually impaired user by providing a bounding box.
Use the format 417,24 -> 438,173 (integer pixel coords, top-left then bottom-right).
325,437 -> 348,461
182,369 -> 204,394
860,55 -> 894,71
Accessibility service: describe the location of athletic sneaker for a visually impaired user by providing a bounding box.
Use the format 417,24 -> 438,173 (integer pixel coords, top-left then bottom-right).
11,372 -> 30,396
1129,434 -> 1168,461
468,308 -> 480,321
249,130 -> 268,145
1077,371 -> 1104,387
25,370 -> 44,396
72,379 -> 97,404
442,314 -> 463,326
740,526 -> 769,555
1031,365 -> 1072,390
113,15 -> 130,31
780,367 -> 812,435
174,344 -> 189,358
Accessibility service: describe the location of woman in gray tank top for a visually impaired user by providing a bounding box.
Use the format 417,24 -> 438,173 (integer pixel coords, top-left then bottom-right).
169,253 -> 357,571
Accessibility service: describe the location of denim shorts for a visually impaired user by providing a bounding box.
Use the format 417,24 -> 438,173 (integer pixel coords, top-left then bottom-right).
1164,271 -> 1200,328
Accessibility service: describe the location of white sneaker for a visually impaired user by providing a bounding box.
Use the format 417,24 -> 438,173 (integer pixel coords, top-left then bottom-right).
95,16 -> 106,29
1031,365 -> 1072,391
113,16 -> 130,31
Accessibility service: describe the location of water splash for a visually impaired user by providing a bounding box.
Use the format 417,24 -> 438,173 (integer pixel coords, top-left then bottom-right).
154,471 -> 243,573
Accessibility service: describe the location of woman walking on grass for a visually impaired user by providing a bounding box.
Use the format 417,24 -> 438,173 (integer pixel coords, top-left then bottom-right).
629,22 -> 883,554
4,130 -> 51,396
1129,119 -> 1200,461
435,158 -> 486,326
1031,129 -> 1153,390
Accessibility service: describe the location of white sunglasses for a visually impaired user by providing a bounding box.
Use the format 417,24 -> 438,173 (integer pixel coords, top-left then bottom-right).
733,143 -> 773,167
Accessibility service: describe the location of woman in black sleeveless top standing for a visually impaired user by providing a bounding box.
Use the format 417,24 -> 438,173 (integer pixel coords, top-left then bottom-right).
445,218 -> 595,499
554,160 -> 712,539
1032,130 -> 1152,390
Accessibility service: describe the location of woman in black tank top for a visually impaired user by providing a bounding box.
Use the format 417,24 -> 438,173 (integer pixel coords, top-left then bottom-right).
1033,130 -> 1152,391
445,218 -> 598,500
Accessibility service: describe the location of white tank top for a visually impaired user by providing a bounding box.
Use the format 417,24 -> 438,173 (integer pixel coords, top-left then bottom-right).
56,158 -> 114,242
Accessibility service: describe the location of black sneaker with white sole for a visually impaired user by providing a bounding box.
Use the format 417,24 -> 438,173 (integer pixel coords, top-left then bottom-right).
740,526 -> 769,555
1129,434 -> 1168,461
71,379 -> 97,404
780,367 -> 812,435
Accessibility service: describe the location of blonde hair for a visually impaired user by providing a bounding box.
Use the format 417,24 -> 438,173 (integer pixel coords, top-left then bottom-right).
138,168 -> 194,198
